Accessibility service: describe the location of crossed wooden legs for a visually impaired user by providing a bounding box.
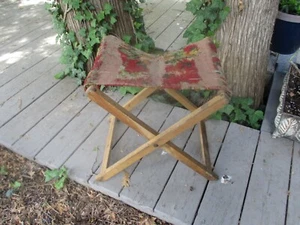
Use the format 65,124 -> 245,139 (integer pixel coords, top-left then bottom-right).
86,85 -> 229,181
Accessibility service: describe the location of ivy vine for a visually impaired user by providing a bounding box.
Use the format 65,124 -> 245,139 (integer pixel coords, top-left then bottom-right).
212,97 -> 264,129
183,0 -> 230,43
123,0 -> 155,52
45,0 -> 154,85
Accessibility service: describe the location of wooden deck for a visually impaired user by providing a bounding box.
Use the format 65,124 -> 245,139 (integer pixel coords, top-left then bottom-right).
1,1 -> 300,225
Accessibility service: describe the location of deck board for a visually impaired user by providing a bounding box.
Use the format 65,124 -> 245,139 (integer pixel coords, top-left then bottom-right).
0,22 -> 53,54
0,62 -> 62,128
62,96 -> 141,186
0,20 -> 51,48
63,96 -> 149,187
0,4 -> 47,25
0,29 -> 57,72
0,1 -> 298,225
154,120 -> 229,225
194,124 -> 259,225
144,0 -> 181,28
239,132 -> 293,225
286,142 -> 300,225
89,100 -> 173,199
0,50 -> 60,105
12,87 -> 89,159
155,10 -> 193,50
0,77 -> 77,148
141,0 -> 164,16
168,33 -> 189,51
146,0 -> 187,40
0,33 -> 59,87
34,93 -> 125,169
119,107 -> 192,215
261,72 -> 285,133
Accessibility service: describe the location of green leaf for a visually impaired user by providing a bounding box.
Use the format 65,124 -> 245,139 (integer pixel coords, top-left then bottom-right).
220,6 -> 230,20
58,166 -> 67,177
90,37 -> 100,46
222,104 -> 234,116
128,87 -> 142,95
71,0 -> 80,9
96,11 -> 105,22
244,108 -> 255,117
119,87 -> 142,95
44,167 -> 68,190
104,3 -> 113,15
122,35 -> 132,44
45,2 -> 52,11
54,176 -> 67,190
88,29 -> 97,40
74,12 -> 85,21
98,26 -> 108,37
68,31 -> 76,43
191,34 -> 206,43
100,85 -> 105,91
44,169 -> 60,182
134,22 -> 142,29
245,98 -> 254,106
54,72 -> 66,79
183,0 -> 229,42
79,28 -> 86,38
76,78 -> 83,85
110,16 -> 117,25
201,90 -> 211,98
211,111 -> 223,120
82,49 -> 92,59
0,166 -> 8,175
84,10 -> 93,20
135,43 -> 143,50
233,108 -> 247,122
12,181 -> 22,189
91,19 -> 97,28
249,110 -> 264,127
119,87 -> 127,96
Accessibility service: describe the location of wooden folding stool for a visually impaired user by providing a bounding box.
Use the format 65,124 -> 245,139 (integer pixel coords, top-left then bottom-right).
84,35 -> 231,182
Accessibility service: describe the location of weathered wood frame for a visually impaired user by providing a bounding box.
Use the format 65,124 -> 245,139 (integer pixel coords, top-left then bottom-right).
86,85 -> 229,181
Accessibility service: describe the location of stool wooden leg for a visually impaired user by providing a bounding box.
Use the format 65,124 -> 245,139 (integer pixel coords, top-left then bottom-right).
165,89 -> 197,111
99,115 -> 116,175
99,87 -> 157,176
87,86 -> 227,181
99,139 -> 218,181
199,121 -> 212,170
165,89 -> 212,169
123,87 -> 157,111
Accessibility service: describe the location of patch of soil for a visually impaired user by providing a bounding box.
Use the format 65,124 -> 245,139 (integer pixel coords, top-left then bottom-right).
284,64 -> 300,117
0,146 -> 170,225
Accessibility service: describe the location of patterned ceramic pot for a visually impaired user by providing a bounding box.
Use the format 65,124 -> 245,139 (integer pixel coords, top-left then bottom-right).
273,62 -> 300,141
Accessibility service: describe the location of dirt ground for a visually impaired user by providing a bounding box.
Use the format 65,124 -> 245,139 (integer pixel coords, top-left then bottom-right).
0,146 -> 170,225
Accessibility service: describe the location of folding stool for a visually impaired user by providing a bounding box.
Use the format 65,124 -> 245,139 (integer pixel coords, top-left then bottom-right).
84,35 -> 230,181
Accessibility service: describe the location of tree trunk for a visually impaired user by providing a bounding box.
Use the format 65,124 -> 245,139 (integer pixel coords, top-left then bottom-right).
59,0 -> 135,71
90,0 -> 135,39
215,0 -> 280,107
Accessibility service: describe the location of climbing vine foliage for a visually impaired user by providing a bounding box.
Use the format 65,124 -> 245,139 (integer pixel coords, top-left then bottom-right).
45,0 -> 154,84
183,0 -> 230,43
123,0 -> 155,52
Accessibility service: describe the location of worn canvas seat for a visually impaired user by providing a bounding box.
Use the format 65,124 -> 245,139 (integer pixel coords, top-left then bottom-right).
85,35 -> 230,181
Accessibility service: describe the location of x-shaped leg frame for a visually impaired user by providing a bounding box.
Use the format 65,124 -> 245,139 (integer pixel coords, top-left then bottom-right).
86,85 -> 229,181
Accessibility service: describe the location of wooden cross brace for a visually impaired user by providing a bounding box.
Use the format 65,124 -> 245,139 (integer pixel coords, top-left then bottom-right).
86,85 -> 229,181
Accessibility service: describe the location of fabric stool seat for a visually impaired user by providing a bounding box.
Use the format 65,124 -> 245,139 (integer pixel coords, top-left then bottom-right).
84,36 -> 227,91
